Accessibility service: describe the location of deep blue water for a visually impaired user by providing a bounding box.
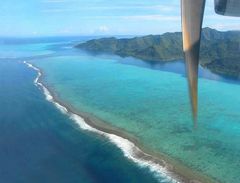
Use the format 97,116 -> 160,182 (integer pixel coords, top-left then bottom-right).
2,37 -> 240,183
0,60 -> 160,183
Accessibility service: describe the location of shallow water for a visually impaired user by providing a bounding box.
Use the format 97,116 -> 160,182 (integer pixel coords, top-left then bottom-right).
0,42 -> 169,183
1,38 -> 240,183
33,50 -> 240,183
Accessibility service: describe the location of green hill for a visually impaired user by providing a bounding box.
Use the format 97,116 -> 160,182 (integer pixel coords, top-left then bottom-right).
76,28 -> 240,77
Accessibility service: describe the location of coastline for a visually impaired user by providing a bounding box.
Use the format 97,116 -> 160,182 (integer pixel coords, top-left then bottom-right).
23,61 -> 217,183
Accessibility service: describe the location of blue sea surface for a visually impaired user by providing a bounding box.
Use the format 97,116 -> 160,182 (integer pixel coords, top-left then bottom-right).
1,37 -> 240,183
0,41 -> 166,183
33,47 -> 240,182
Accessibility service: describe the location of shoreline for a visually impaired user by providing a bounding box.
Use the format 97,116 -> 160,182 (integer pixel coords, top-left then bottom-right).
23,61 -> 217,183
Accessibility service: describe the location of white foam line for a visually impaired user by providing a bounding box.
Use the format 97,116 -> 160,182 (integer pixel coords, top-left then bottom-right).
23,61 -> 183,183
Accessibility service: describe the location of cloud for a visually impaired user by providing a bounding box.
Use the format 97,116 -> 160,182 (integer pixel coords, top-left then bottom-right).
205,15 -> 240,21
42,0 -> 73,3
59,28 -> 73,34
42,4 -> 178,13
42,9 -> 73,13
40,11 -> 180,23
211,23 -> 240,30
82,5 -> 176,12
32,31 -> 39,35
90,25 -> 111,35
98,25 -> 109,33
123,15 -> 180,21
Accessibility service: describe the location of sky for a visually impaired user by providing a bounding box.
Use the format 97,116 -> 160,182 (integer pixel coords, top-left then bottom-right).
0,0 -> 240,37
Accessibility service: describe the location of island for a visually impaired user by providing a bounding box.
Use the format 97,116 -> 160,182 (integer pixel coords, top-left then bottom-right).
76,27 -> 240,78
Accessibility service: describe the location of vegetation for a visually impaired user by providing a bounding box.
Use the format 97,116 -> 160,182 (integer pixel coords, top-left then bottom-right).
76,28 -> 240,77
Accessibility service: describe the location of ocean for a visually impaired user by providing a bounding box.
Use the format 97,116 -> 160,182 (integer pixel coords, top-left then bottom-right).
0,39 -> 166,183
1,37 -> 240,183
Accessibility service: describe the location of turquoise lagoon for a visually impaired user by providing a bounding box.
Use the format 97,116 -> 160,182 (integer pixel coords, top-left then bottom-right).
1,38 -> 239,183
32,49 -> 240,183
0,41 -> 163,183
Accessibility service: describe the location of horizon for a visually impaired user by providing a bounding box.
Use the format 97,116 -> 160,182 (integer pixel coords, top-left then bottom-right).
1,0 -> 240,37
0,27 -> 239,39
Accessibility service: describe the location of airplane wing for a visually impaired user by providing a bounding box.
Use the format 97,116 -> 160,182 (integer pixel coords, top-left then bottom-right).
181,0 -> 240,126
215,0 -> 240,17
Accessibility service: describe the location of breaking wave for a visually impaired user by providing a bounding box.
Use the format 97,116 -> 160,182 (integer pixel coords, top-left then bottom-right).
24,61 -> 182,183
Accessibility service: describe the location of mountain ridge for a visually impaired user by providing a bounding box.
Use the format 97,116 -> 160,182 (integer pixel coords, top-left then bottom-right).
76,28 -> 240,77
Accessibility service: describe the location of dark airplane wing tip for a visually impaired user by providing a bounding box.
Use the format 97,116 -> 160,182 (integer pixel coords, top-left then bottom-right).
215,0 -> 240,17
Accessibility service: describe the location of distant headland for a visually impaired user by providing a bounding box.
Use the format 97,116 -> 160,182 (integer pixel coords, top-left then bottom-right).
76,28 -> 240,78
